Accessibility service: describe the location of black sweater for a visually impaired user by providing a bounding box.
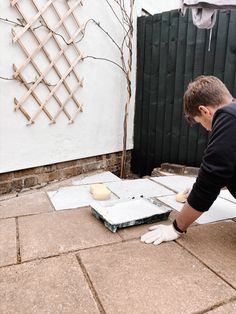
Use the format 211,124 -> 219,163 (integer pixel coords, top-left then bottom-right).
187,102 -> 236,212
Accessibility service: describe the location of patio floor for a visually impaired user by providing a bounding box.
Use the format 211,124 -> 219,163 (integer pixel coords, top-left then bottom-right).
0,172 -> 236,314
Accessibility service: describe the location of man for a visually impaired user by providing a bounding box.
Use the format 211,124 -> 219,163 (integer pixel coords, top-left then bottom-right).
141,75 -> 236,245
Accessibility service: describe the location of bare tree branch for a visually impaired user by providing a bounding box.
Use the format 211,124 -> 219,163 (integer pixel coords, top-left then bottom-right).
0,75 -> 56,86
104,0 -> 127,33
82,55 -> 127,74
0,16 -> 24,27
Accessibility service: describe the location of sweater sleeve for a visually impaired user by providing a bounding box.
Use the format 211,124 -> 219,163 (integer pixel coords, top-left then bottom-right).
187,112 -> 236,212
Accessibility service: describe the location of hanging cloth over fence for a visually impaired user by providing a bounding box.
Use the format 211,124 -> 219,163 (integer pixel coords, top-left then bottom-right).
181,0 -> 236,28
180,1 -> 236,50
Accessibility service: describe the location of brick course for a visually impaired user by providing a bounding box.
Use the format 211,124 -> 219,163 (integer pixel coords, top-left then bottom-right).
0,151 -> 131,196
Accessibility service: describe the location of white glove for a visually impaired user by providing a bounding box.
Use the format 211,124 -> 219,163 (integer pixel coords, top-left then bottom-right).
140,224 -> 180,245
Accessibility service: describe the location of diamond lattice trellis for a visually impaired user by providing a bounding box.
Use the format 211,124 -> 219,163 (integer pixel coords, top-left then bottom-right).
11,0 -> 84,125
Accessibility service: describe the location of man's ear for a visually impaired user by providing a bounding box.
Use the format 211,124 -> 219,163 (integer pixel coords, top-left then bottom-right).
198,105 -> 211,115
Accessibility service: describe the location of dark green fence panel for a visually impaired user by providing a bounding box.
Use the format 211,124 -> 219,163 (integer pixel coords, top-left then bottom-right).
132,9 -> 236,176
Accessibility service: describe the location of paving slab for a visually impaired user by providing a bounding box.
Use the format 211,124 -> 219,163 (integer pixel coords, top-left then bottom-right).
158,195 -> 236,224
106,179 -> 174,199
219,189 -> 236,203
47,185 -> 118,211
0,254 -> 100,314
151,175 -> 196,192
72,171 -> 121,185
0,192 -> 53,219
0,218 -> 16,267
19,207 -> 122,261
177,221 -> 236,288
78,241 -> 236,314
207,301 -> 236,313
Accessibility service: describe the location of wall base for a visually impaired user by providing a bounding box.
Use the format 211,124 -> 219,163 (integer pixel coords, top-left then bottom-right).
0,151 -> 131,196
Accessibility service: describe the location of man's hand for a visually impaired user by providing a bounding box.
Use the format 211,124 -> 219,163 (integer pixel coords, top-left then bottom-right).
140,224 -> 180,245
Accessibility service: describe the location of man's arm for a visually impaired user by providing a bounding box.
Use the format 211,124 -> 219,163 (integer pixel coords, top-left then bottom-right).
175,202 -> 203,232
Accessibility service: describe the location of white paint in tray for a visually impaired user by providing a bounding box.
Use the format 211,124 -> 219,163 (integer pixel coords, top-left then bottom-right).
91,198 -> 170,224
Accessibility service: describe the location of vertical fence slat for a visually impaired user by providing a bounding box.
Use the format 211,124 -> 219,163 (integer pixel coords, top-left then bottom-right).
139,16 -> 153,174
132,17 -> 146,174
153,11 -> 170,168
187,16 -> 207,164
146,14 -> 162,174
224,11 -> 236,93
169,10 -> 188,164
213,11 -> 230,80
162,10 -> 179,163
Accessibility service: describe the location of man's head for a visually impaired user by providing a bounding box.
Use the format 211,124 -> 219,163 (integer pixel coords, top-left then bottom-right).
184,76 -> 232,131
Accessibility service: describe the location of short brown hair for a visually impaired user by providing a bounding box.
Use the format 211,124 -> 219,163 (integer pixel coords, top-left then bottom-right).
184,76 -> 232,123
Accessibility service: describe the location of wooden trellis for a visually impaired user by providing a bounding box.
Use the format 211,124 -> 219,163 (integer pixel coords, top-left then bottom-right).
11,0 -> 84,125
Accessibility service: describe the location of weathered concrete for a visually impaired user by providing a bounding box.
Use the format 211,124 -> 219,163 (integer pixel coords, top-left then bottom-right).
177,221 -> 236,288
0,191 -> 53,219
0,254 -> 100,314
208,301 -> 236,313
78,241 -> 236,314
19,207 -> 122,261
0,218 -> 16,267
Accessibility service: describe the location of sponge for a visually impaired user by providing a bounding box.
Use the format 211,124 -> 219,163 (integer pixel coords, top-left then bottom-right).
90,184 -> 111,200
175,188 -> 190,203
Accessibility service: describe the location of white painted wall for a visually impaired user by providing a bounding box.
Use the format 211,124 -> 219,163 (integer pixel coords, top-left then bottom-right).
0,0 -> 137,172
138,0 -> 181,15
0,0 -> 180,173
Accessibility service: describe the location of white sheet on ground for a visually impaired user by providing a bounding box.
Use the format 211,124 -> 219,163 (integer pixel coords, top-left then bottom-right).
158,195 -> 236,224
72,171 -> 121,185
47,185 -> 118,210
152,175 -> 196,193
106,179 -> 174,199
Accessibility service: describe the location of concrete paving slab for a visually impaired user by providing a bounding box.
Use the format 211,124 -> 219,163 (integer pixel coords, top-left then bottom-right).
219,189 -> 236,203
47,185 -> 118,211
0,192 -> 53,219
73,171 -> 121,185
0,254 -> 100,314
118,223 -> 155,240
106,179 -> 174,199
0,218 -> 16,267
151,175 -> 196,192
177,221 -> 236,288
207,301 -> 236,313
19,207 -> 122,261
158,195 -> 236,224
78,241 -> 236,314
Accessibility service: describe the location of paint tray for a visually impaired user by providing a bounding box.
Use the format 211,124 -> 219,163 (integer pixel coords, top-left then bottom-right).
90,198 -> 172,232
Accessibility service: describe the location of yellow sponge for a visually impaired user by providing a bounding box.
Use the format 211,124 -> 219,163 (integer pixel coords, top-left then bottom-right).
175,188 -> 190,203
90,184 -> 111,200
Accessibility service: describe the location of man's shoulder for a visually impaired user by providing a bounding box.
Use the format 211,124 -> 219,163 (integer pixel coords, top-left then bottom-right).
219,101 -> 236,116
215,101 -> 236,120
